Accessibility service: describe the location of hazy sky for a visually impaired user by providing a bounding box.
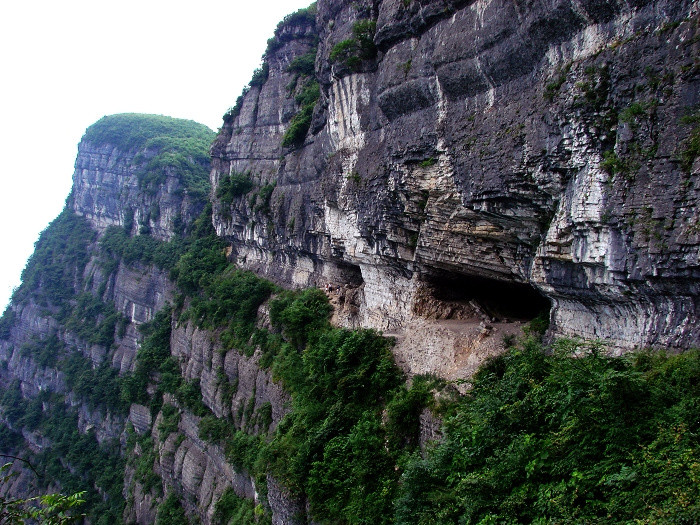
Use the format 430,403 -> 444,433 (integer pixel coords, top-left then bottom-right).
0,0 -> 314,310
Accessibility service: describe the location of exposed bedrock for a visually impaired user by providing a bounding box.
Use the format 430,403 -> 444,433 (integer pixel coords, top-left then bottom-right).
213,0 -> 700,353
72,141 -> 206,241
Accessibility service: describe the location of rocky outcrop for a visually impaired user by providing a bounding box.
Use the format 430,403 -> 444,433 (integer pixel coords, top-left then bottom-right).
110,261 -> 173,372
0,116 -> 225,523
171,321 -> 290,429
155,407 -> 256,523
1,3 -> 699,524
213,0 -> 700,356
73,134 -> 209,242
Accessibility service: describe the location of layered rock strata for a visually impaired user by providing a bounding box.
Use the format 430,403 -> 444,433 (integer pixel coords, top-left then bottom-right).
212,0 -> 700,353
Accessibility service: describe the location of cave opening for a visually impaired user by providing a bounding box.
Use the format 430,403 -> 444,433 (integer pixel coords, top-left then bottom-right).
420,269 -> 551,322
333,261 -> 364,288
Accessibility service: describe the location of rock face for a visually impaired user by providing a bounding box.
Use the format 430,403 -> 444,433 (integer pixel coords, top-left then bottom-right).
213,0 -> 700,353
73,142 -> 205,241
0,115 -> 229,522
1,3 -> 699,525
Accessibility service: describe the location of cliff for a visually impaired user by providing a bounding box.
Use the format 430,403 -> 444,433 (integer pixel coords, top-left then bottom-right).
212,0 -> 700,359
0,1 -> 699,524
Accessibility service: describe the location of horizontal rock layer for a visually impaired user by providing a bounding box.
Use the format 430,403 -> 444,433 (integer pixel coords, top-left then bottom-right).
213,0 -> 700,352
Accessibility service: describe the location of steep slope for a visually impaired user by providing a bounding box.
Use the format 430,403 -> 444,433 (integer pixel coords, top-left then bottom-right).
212,0 -> 700,356
0,2 -> 699,524
0,114 -> 216,522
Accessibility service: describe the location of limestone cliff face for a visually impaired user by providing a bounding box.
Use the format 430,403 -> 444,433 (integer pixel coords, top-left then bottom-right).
72,143 -> 205,242
212,0 -> 700,354
1,3 -> 699,524
0,115 -> 245,523
0,119 -> 201,435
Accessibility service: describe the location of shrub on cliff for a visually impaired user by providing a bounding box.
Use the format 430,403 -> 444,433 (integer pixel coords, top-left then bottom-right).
329,19 -> 377,71
396,341 -> 700,523
281,80 -> 319,148
216,171 -> 254,203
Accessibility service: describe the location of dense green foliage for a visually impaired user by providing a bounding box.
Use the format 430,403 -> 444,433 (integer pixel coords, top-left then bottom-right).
120,307 -> 174,407
0,463 -> 85,525
0,384 -> 125,524
213,487 -> 258,525
136,137 -> 213,200
281,80 -> 320,148
169,235 -> 228,297
0,200 -> 129,521
262,297 -> 417,524
61,292 -> 125,347
156,492 -> 188,525
17,334 -> 62,368
329,20 -> 377,71
0,309 -> 15,339
183,268 -> 276,350
9,207 -> 95,308
396,340 -> 700,524
0,114 -> 220,524
100,225 -> 186,270
82,114 -> 213,154
101,203 -> 222,280
216,172 -> 255,204
193,283 -> 432,525
83,114 -> 215,200
249,63 -> 270,87
63,353 -> 127,413
170,250 -> 700,524
287,51 -> 317,77
128,434 -> 162,496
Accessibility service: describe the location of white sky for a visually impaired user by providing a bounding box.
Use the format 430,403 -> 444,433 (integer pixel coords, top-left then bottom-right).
0,0 -> 314,311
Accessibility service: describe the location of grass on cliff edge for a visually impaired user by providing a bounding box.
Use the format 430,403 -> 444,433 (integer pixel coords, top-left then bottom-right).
83,114 -> 216,199
82,113 -> 214,153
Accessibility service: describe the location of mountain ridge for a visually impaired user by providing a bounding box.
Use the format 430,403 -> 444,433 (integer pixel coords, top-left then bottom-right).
0,0 -> 699,523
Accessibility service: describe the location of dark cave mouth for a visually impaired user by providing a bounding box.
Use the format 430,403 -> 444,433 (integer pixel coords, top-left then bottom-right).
420,270 -> 551,322
335,261 -> 364,287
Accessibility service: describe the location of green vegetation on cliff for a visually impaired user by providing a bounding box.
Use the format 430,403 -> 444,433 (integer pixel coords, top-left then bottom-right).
83,114 -> 215,199
175,248 -> 700,524
1,73 -> 698,525
0,382 -> 125,524
82,114 -> 214,153
0,115 -> 218,524
64,193 -> 699,524
9,205 -> 95,309
329,19 -> 377,71
397,341 -> 700,524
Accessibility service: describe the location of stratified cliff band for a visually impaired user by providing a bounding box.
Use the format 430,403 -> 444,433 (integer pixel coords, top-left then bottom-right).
0,1 -> 698,524
213,0 -> 699,355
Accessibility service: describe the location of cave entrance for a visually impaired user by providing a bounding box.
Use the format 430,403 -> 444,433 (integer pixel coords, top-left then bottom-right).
417,269 -> 551,322
323,261 -> 364,303
335,261 -> 364,288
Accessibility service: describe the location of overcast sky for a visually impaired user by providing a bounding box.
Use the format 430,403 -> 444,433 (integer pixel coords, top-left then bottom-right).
0,0 -> 314,311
